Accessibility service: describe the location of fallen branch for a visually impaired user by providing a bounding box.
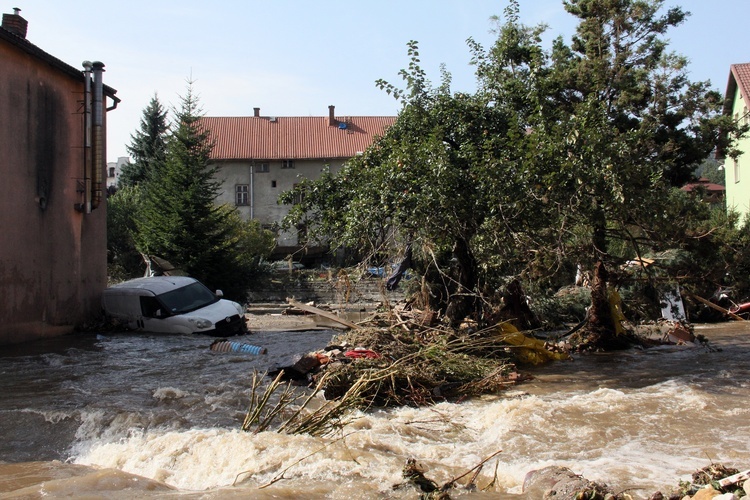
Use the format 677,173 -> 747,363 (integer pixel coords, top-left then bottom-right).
688,292 -> 745,321
441,449 -> 503,490
287,298 -> 361,329
233,431 -> 358,488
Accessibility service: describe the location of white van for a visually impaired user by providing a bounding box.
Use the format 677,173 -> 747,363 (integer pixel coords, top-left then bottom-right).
102,276 -> 248,336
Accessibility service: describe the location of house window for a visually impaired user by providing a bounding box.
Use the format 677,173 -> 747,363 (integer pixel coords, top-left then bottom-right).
282,159 -> 295,169
292,183 -> 305,205
235,184 -> 249,205
734,159 -> 740,184
271,180 -> 277,188
745,106 -> 749,125
108,167 -> 115,178
256,162 -> 269,173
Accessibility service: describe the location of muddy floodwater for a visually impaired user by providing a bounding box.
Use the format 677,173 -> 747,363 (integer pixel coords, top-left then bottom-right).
0,322 -> 748,498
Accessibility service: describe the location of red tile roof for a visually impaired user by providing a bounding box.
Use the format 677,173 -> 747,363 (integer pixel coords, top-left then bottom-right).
200,115 -> 396,161
681,177 -> 725,193
724,63 -> 750,114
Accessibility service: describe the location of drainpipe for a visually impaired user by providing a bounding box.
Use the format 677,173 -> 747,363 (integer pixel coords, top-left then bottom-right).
79,61 -> 93,213
250,163 -> 254,219
90,61 -> 105,210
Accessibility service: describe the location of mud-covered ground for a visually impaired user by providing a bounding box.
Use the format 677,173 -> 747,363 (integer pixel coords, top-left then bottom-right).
246,312 -> 318,332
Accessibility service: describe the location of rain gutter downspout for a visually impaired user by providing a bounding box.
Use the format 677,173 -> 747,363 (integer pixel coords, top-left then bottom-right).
90,61 -> 105,211
80,61 -> 93,213
250,162 -> 254,219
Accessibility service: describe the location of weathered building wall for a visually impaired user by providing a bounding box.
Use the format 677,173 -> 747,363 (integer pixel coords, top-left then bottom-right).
0,39 -> 108,344
214,158 -> 347,246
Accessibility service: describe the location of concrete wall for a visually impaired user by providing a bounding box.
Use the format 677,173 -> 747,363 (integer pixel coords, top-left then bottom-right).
0,40 -> 108,344
214,158 -> 346,246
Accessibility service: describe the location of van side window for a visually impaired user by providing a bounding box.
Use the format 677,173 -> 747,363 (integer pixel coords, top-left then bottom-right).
140,296 -> 163,318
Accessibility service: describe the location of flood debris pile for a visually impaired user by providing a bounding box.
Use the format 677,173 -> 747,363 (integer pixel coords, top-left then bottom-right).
272,300 -> 568,408
314,325 -> 523,407
394,462 -> 750,500
673,464 -> 750,499
394,452 -> 503,499
241,302 -> 574,437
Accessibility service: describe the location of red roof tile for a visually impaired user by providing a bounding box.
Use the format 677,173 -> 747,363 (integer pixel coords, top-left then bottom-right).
724,63 -> 750,114
681,178 -> 725,193
200,115 -> 396,161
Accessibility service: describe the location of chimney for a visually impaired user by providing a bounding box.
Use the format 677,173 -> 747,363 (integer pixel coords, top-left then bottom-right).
253,107 -> 260,117
328,105 -> 337,126
2,8 -> 28,39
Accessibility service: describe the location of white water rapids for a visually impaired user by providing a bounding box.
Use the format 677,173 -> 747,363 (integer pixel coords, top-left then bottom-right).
0,322 -> 748,498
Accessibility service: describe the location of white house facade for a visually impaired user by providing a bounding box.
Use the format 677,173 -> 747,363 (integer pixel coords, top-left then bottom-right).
106,156 -> 129,189
724,63 -> 750,222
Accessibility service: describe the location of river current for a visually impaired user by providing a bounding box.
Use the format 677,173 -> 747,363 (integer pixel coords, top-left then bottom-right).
0,322 -> 748,498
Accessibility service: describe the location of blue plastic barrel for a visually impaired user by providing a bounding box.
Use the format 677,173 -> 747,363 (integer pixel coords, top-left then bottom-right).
210,340 -> 267,355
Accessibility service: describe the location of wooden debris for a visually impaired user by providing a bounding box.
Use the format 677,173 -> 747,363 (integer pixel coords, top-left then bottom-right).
286,298 -> 361,330
718,468 -> 750,488
688,292 -> 745,321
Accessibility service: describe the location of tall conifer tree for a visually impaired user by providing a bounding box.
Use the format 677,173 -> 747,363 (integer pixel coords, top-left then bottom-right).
120,94 -> 169,187
135,81 -> 246,298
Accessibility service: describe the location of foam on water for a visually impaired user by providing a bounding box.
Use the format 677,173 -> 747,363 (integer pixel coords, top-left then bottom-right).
71,378 -> 724,495
69,360 -> 750,496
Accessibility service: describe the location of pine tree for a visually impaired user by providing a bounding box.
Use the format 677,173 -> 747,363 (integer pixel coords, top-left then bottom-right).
120,94 -> 169,187
134,81 -> 250,299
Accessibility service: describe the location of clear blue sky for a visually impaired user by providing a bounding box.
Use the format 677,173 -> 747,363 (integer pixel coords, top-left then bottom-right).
10,1 -> 750,160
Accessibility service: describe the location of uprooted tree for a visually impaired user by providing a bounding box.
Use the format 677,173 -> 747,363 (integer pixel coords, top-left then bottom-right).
281,0 -> 745,345
522,0 -> 743,346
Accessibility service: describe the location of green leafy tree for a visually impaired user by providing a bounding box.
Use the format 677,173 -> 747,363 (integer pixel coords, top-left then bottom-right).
120,94 -> 169,188
134,81 -> 260,300
282,0 -> 745,338
528,0 -> 742,345
106,185 -> 145,281
284,36 -> 547,327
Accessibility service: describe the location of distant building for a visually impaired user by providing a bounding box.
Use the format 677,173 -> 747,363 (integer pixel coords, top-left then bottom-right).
0,8 -> 119,344
723,63 -> 750,221
200,106 -> 396,258
681,177 -> 725,205
107,156 -> 129,189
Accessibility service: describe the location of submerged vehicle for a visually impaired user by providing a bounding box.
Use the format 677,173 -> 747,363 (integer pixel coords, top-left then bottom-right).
102,277 -> 247,336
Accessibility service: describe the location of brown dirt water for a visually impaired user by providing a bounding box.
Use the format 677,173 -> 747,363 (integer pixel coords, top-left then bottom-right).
0,321 -> 748,498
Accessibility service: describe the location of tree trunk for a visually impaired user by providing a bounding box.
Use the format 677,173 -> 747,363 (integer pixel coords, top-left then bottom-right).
579,260 -> 630,350
445,237 -> 477,328
503,279 -> 540,330
581,212 -> 627,350
588,260 -> 613,336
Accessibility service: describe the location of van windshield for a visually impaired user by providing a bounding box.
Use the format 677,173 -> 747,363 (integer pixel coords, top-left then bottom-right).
157,282 -> 219,315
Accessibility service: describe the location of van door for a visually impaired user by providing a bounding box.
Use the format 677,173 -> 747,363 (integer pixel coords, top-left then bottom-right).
139,296 -> 175,333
